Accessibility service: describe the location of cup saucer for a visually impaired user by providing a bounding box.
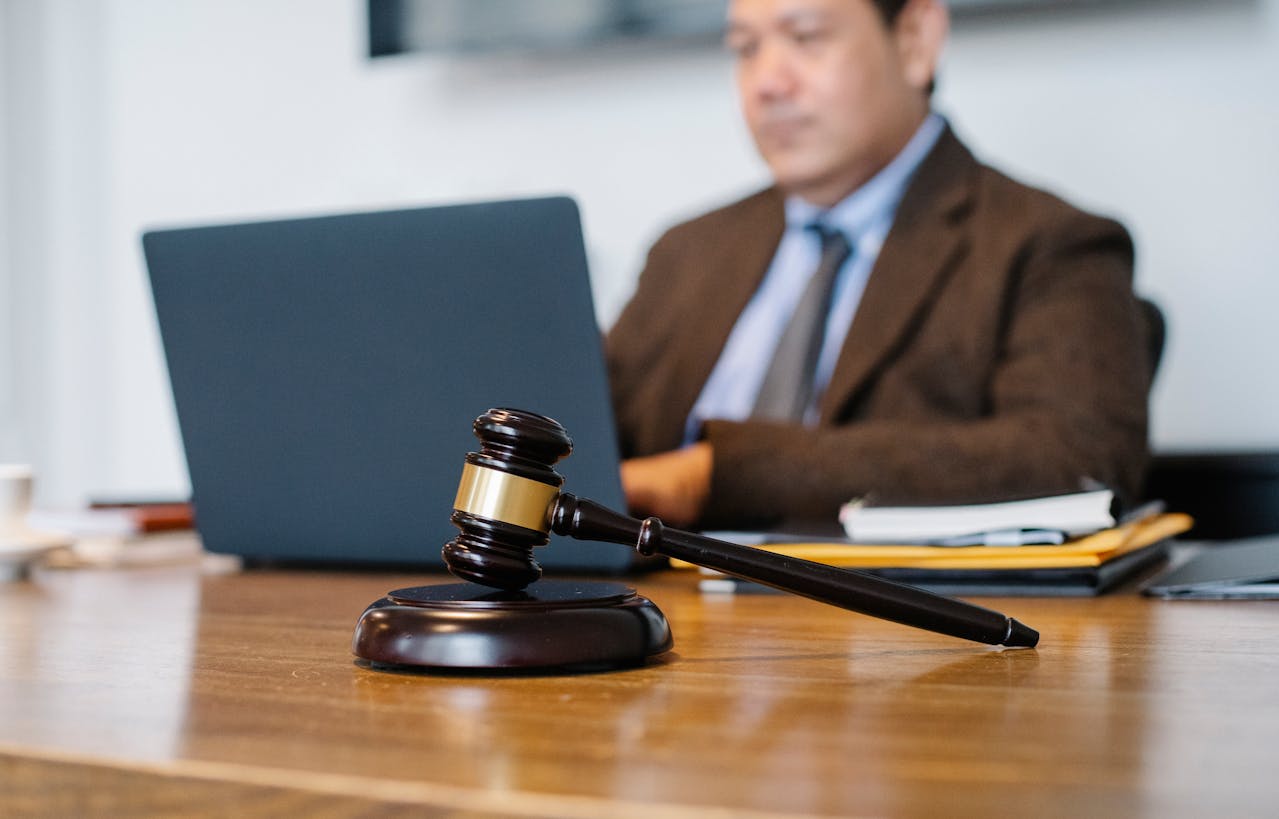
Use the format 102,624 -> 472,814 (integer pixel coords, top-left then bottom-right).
0,528 -> 72,581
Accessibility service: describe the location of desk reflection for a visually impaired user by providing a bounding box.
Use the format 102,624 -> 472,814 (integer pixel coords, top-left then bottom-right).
0,566 -> 199,761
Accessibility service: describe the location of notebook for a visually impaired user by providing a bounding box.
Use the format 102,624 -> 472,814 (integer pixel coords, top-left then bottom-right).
143,196 -> 642,572
837,489 -> 1117,545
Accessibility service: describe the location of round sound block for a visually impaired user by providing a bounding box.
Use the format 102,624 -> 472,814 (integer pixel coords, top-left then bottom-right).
351,580 -> 672,672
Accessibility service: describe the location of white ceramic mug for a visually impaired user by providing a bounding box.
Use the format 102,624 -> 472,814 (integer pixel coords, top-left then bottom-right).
0,464 -> 35,533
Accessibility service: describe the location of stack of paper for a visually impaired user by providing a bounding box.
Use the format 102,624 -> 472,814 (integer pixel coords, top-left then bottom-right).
838,489 -> 1116,545
28,502 -> 194,537
28,502 -> 204,569
685,510 -> 1194,597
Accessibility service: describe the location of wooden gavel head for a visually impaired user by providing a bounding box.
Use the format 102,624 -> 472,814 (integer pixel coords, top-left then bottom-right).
442,408 -> 572,590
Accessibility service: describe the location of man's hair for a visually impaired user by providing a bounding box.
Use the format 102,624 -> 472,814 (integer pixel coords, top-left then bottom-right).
871,0 -> 910,24
870,0 -> 936,96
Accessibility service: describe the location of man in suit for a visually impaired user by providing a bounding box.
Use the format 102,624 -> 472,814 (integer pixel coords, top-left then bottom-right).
608,0 -> 1150,528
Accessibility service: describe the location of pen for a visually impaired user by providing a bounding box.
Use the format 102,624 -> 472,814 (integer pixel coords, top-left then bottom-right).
935,528 -> 1066,547
1119,499 -> 1166,526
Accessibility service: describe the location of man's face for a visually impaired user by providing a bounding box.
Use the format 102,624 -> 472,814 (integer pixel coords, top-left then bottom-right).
726,0 -> 938,206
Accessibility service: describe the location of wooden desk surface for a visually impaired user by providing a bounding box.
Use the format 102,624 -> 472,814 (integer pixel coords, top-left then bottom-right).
3,560 -> 1278,817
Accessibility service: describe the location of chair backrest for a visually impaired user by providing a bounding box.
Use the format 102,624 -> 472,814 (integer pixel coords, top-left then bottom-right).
1136,300 -> 1279,539
1138,297 -> 1166,382
1144,453 -> 1279,539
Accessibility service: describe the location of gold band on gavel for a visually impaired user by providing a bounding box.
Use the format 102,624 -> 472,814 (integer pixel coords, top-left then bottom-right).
452,462 -> 560,533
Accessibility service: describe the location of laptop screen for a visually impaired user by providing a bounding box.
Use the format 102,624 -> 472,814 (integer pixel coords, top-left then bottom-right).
144,196 -> 635,571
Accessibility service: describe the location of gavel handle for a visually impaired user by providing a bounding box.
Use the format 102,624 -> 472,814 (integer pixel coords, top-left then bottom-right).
549,492 -> 1038,648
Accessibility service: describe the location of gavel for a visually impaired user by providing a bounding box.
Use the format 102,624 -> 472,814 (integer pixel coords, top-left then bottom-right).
441,408 -> 1038,648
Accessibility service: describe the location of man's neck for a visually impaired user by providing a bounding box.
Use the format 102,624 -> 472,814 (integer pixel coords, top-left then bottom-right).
791,109 -> 934,208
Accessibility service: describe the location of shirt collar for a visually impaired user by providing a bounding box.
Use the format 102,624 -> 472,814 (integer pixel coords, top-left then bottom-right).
783,112 -> 946,239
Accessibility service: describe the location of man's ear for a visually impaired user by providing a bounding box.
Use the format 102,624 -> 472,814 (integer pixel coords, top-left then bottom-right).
894,0 -> 950,94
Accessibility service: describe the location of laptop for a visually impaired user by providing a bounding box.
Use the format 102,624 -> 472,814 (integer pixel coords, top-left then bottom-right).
1143,536 -> 1279,599
143,196 -> 642,572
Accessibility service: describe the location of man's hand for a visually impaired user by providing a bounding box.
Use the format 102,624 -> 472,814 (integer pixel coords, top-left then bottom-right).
620,442 -> 713,528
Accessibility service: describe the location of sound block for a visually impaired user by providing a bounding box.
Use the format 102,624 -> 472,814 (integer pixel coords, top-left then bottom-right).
351,580 -> 672,672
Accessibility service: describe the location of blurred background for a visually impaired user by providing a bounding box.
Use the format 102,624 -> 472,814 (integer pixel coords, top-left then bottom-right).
1,0 -> 1276,506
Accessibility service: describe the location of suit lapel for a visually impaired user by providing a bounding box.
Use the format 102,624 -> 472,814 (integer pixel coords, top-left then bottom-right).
819,129 -> 978,422
662,190 -> 785,443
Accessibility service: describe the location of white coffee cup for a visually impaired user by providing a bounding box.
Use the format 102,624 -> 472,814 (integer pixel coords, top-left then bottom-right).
0,464 -> 35,533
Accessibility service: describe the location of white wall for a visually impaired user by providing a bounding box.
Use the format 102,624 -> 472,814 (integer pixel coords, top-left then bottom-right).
942,0 -> 1279,454
0,1 -> 10,458
2,0 -> 1277,505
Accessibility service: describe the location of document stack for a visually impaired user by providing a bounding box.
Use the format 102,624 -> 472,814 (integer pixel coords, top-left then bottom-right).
693,490 -> 1192,597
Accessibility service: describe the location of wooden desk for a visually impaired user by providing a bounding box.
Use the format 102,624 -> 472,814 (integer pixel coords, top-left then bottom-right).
3,561 -> 1277,817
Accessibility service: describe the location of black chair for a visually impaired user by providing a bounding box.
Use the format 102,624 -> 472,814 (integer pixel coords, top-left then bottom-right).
1135,299 -> 1279,538
1138,297 -> 1165,383
1144,452 -> 1279,540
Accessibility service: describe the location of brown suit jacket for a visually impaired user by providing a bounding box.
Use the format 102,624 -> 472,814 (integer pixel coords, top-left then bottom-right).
606,128 -> 1150,527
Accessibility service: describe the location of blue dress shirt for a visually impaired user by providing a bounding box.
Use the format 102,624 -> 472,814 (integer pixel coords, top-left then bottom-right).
684,113 -> 946,443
